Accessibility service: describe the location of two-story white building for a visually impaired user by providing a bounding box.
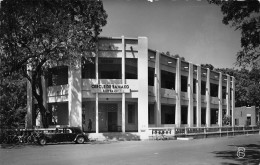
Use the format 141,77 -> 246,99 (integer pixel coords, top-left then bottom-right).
26,36 -> 235,140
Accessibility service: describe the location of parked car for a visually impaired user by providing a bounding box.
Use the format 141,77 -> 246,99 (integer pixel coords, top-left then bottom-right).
37,127 -> 88,145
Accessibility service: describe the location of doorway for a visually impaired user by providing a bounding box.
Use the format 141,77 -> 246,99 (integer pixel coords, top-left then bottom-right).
108,112 -> 118,132
99,103 -> 118,132
247,116 -> 251,126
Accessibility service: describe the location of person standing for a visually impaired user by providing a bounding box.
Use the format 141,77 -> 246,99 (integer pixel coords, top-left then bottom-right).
88,119 -> 92,133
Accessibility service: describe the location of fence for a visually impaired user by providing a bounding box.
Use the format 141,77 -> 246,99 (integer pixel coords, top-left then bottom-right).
149,126 -> 260,140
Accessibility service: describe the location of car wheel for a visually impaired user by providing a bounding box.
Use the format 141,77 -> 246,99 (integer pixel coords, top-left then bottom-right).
76,137 -> 84,144
39,138 -> 46,145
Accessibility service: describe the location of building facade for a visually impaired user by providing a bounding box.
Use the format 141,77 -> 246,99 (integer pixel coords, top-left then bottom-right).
26,36 -> 235,139
234,106 -> 256,126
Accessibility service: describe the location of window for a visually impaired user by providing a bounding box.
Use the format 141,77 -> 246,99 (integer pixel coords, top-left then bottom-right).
235,119 -> 239,125
161,105 -> 175,124
48,66 -> 68,86
48,102 -> 69,125
181,106 -> 188,124
181,76 -> 188,92
99,58 -> 121,79
161,70 -> 175,89
148,104 -> 155,124
211,108 -> 218,124
222,86 -> 226,98
148,67 -> 155,86
128,104 -> 135,124
193,79 -> 197,94
82,57 -> 95,79
210,83 -> 218,97
193,107 -> 196,125
125,58 -> 138,79
201,108 -> 206,125
201,81 -> 206,95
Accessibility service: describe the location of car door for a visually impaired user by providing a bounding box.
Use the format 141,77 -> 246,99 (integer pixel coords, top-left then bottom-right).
66,128 -> 77,142
55,129 -> 66,142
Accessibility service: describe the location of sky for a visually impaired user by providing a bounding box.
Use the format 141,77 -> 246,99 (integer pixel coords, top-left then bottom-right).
101,0 -> 242,69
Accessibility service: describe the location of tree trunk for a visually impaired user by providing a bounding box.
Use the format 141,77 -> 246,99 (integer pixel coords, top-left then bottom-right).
31,69 -> 49,128
39,103 -> 48,128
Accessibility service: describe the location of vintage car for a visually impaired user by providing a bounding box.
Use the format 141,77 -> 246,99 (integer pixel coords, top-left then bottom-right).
37,127 -> 88,145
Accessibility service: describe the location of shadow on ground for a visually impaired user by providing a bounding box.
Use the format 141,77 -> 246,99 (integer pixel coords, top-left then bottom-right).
212,142 -> 260,165
0,143 -> 44,149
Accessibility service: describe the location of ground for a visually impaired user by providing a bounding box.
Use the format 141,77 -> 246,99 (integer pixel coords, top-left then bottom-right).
1,134 -> 260,165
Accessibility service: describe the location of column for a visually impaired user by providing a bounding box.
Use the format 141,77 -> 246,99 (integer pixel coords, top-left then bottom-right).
155,51 -> 161,127
137,37 -> 148,136
206,68 -> 211,127
26,65 -> 33,129
188,63 -> 194,127
218,72 -> 223,127
196,65 -> 201,127
175,58 -> 181,127
231,76 -> 235,127
68,58 -> 82,128
122,36 -> 126,133
95,45 -> 99,133
226,75 -> 231,116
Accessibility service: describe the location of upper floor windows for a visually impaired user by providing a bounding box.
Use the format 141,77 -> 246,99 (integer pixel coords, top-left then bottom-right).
99,58 -> 122,79
125,58 -> 138,79
210,83 -> 218,97
82,57 -> 138,79
181,76 -> 188,92
201,80 -> 206,95
47,66 -> 68,86
161,70 -> 175,90
148,67 -> 155,86
82,57 -> 95,79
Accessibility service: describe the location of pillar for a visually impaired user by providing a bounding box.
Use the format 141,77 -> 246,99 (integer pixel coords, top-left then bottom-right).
95,45 -> 99,133
155,51 -> 161,127
175,58 -> 181,127
226,75 -> 231,116
196,65 -> 201,127
218,72 -> 223,127
188,63 -> 194,127
122,36 -> 126,132
68,58 -> 82,128
231,76 -> 235,127
137,37 -> 148,136
206,68 -> 211,127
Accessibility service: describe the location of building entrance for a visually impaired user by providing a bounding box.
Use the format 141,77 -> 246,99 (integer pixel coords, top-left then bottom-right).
108,112 -> 118,132
99,103 -> 118,132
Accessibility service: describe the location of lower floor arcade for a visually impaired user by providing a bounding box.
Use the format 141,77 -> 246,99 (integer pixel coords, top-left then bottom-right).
33,100 -> 232,133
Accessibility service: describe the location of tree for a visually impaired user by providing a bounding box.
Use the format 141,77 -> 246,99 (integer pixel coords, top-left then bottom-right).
0,73 -> 27,129
0,0 -> 107,128
201,64 -> 215,70
222,115 -> 231,126
162,51 -> 186,61
208,0 -> 260,67
217,67 -> 260,108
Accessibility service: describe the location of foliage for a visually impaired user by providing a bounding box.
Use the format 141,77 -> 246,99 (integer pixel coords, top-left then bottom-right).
0,73 -> 27,129
162,51 -> 186,61
222,115 -> 231,126
216,66 -> 260,108
201,62 -> 260,108
201,64 -> 215,70
0,0 -> 107,128
208,0 -> 260,67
